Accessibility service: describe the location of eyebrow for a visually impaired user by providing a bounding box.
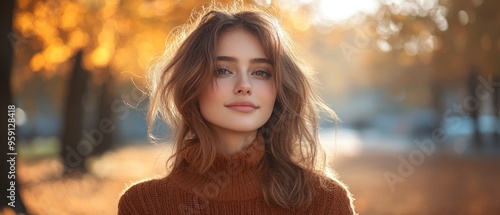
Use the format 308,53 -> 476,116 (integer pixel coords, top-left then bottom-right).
217,56 -> 272,65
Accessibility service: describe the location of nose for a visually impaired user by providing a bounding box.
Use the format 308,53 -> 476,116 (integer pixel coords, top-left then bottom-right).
234,75 -> 252,95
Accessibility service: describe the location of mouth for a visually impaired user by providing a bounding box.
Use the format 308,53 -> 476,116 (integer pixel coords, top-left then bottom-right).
225,101 -> 259,113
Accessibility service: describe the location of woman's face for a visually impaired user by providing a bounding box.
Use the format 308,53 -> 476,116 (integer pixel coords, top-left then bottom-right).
199,27 -> 276,136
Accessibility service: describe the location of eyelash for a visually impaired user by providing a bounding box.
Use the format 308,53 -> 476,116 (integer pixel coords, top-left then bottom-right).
215,67 -> 272,78
253,70 -> 271,78
215,68 -> 231,76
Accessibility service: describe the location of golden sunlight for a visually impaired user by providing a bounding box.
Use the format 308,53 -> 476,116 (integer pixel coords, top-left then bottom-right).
90,46 -> 112,68
318,0 -> 379,23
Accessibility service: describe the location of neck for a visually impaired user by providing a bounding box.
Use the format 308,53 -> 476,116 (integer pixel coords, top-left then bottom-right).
212,127 -> 258,155
175,134 -> 265,201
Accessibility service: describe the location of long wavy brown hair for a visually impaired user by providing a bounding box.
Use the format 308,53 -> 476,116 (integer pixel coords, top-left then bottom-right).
147,3 -> 339,211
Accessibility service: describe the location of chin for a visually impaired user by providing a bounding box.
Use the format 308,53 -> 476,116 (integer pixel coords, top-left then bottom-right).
226,126 -> 261,133
217,122 -> 264,133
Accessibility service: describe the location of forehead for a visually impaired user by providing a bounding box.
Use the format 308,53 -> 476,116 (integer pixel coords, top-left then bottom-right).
216,28 -> 267,59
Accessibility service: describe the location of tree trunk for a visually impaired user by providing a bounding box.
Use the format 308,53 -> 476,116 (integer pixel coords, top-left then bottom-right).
90,70 -> 115,156
493,72 -> 500,146
468,66 -> 482,148
59,50 -> 91,174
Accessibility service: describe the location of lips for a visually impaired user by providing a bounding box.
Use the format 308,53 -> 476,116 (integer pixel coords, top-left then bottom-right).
225,101 -> 259,113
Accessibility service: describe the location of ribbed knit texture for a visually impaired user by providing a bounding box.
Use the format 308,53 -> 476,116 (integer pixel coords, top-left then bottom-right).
118,136 -> 356,214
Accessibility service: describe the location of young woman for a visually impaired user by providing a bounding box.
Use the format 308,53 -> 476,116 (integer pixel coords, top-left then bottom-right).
118,5 -> 355,215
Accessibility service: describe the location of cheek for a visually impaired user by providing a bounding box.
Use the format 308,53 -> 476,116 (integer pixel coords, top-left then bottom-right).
265,82 -> 277,99
199,83 -> 224,109
257,82 -> 277,107
199,86 -> 214,111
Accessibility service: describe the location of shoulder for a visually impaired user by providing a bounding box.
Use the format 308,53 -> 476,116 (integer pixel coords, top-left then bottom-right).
120,177 -> 164,198
312,174 -> 357,215
118,177 -> 171,215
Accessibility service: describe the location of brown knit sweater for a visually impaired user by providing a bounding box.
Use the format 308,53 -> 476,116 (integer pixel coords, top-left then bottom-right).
118,136 -> 356,214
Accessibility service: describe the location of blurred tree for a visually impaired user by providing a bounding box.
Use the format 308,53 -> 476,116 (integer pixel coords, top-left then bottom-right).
90,70 -> 116,156
468,66 -> 482,147
59,50 -> 90,174
357,0 -> 500,148
444,0 -> 500,147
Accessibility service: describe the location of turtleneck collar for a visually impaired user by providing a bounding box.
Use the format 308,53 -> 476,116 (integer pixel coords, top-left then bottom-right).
167,135 -> 265,201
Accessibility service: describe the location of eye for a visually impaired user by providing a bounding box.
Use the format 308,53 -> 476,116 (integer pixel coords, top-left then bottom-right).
253,69 -> 271,79
215,67 -> 231,76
